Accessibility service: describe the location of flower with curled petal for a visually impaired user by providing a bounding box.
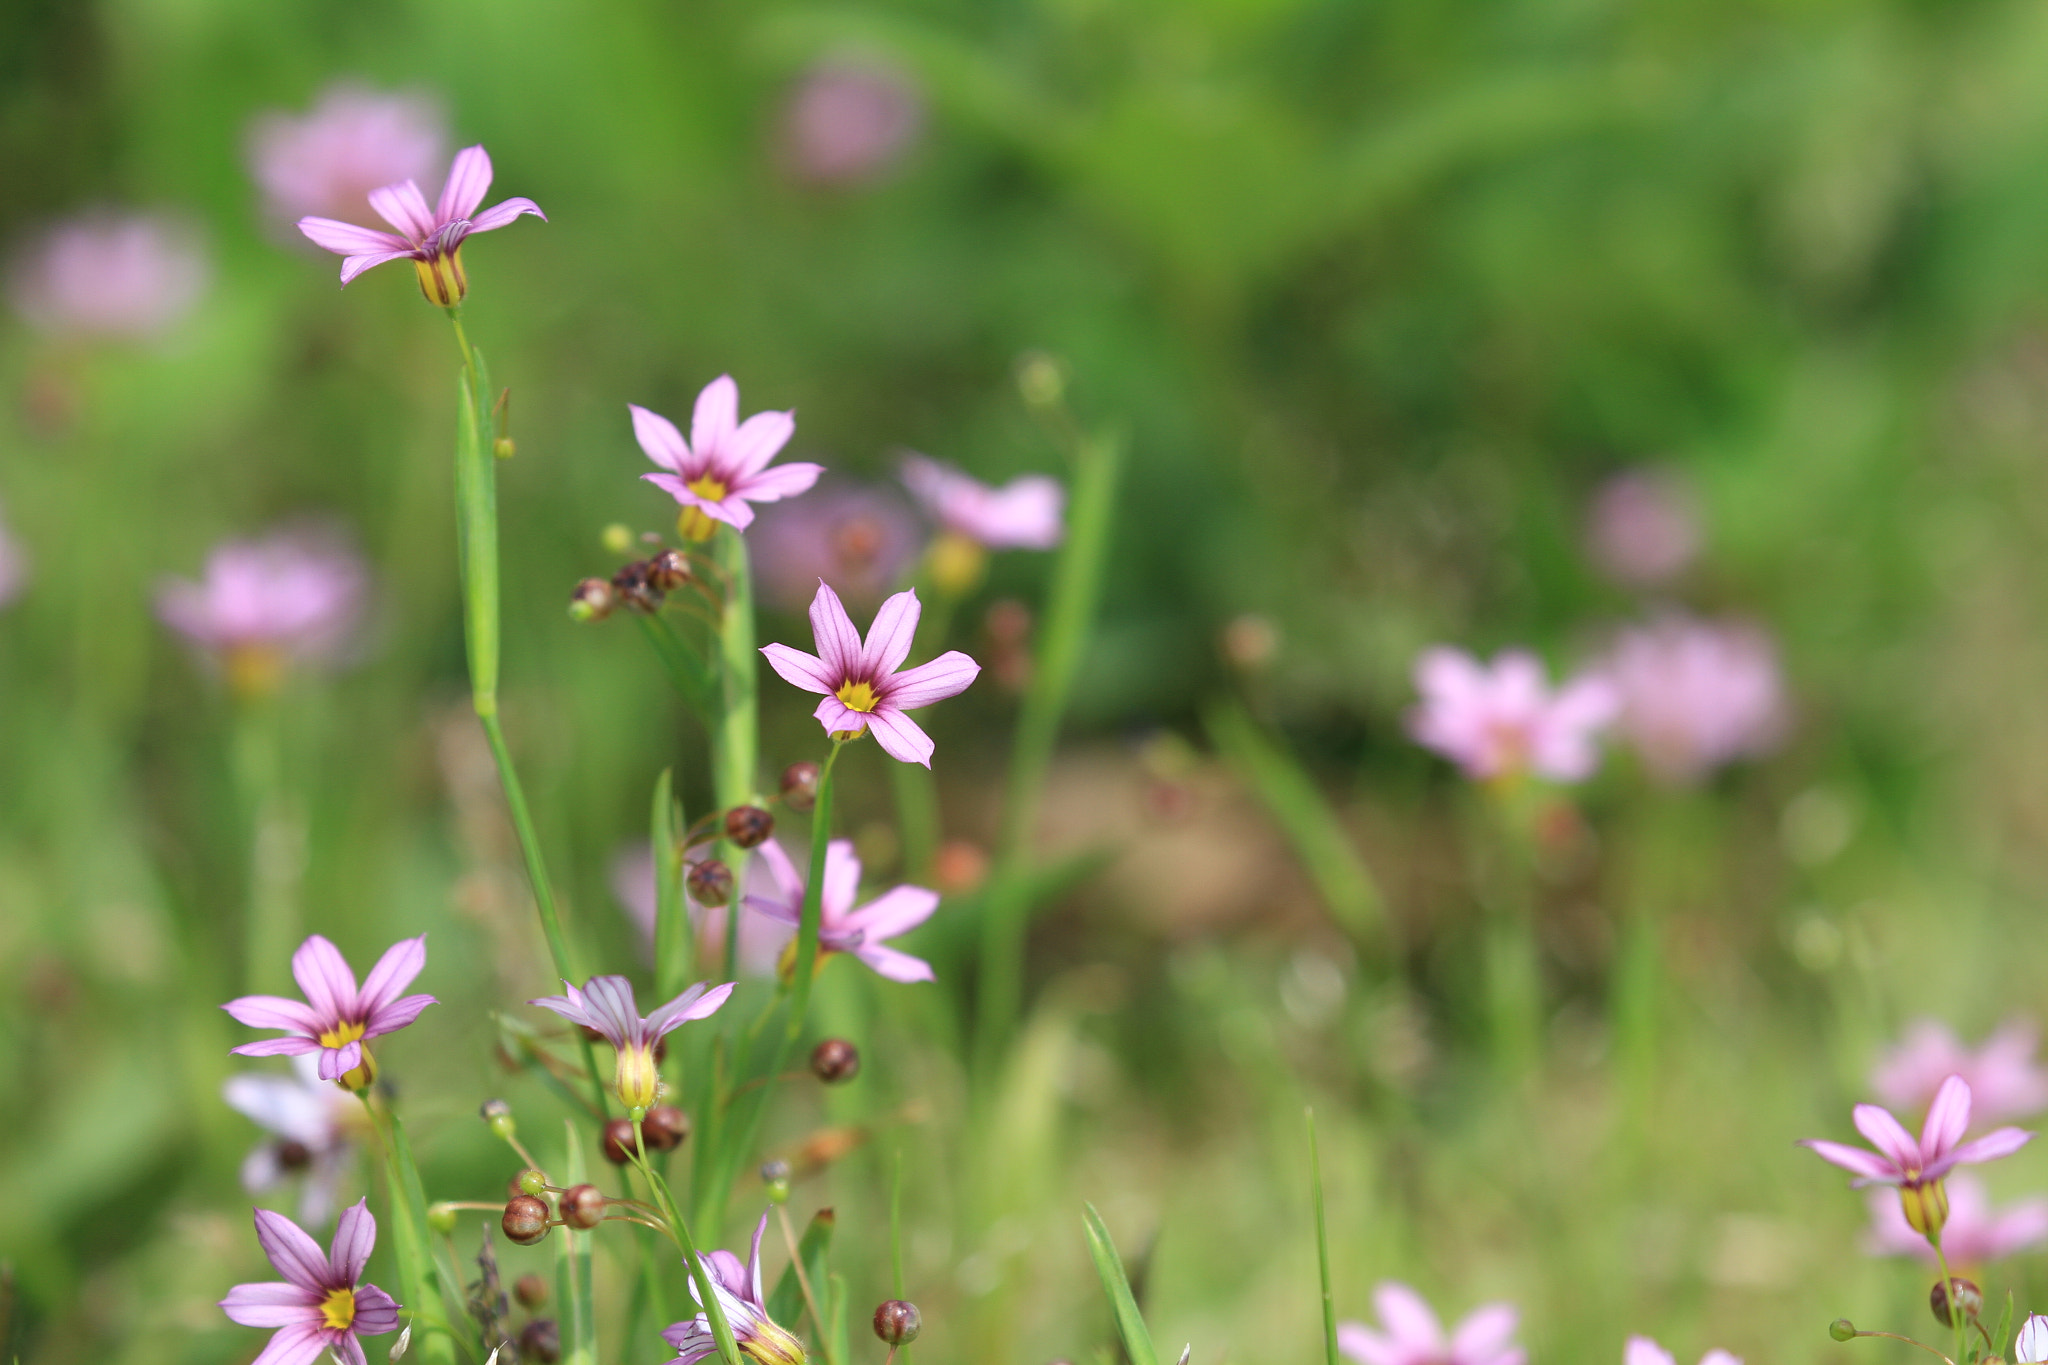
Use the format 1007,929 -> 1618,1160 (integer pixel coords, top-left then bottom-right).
218,1198 -> 400,1365
528,975 -> 733,1111
1802,1075 -> 2033,1242
1626,1336 -> 1739,1365
1338,1282 -> 1524,1365
900,453 -> 1062,595
224,935 -> 436,1089
745,837 -> 939,983
761,582 -> 979,768
1408,646 -> 1617,784
633,377 -> 824,542
297,144 -> 544,305
662,1212 -> 806,1365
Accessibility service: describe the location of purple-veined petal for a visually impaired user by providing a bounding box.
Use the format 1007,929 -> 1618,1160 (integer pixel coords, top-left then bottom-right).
225,995 -> 325,1036
291,936 -> 358,1027
247,1320 -> 329,1365
296,218 -> 410,257
820,840 -> 861,924
332,1333 -> 368,1365
329,1198 -> 376,1283
231,1037 -> 323,1059
1336,1323 -> 1400,1365
318,1039 -> 363,1082
860,589 -> 922,678
844,885 -> 939,941
745,1212 -> 770,1306
338,250 -> 417,286
728,460 -> 823,505
691,376 -> 740,462
467,197 -> 546,233
578,976 -> 645,1047
2014,1313 -> 2048,1363
699,1250 -> 749,1300
720,409 -> 797,482
881,651 -> 981,710
1921,1075 -> 1974,1162
862,707 -> 935,767
1851,1104 -> 1921,1172
1940,1126 -> 2034,1173
528,986 -> 600,1035
855,943 -> 935,983
1371,1282 -> 1444,1353
1799,1138 -> 1899,1183
254,1208 -> 334,1291
364,992 -> 436,1038
812,694 -> 867,736
367,181 -> 435,241
436,146 -> 493,222
352,1284 -> 401,1336
357,936 -> 427,1015
646,981 -> 735,1035
630,404 -> 693,474
222,1074 -> 331,1145
760,643 -> 837,695
807,581 -> 862,681
1451,1304 -> 1520,1363
220,1282 -> 322,1328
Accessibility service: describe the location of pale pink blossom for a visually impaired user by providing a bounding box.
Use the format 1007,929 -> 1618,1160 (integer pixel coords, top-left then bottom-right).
10,213 -> 207,340
751,478 -> 924,610
223,1054 -> 363,1226
901,454 -> 1063,550
1408,647 -> 1617,783
745,837 -> 939,982
1866,1173 -> 2048,1265
1625,1337 -> 1740,1365
1603,615 -> 1786,784
1874,1020 -> 2048,1125
156,528 -> 367,690
634,377 -> 824,542
780,57 -> 924,186
528,975 -> 732,1109
225,935 -> 435,1084
1338,1282 -> 1524,1365
1802,1076 -> 2032,1192
1586,468 -> 1700,587
250,84 -> 446,224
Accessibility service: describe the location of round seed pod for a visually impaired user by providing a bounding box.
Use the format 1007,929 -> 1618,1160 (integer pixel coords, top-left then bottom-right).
809,1038 -> 860,1085
479,1098 -> 516,1141
642,1105 -> 690,1151
873,1300 -> 922,1346
1932,1277 -> 1983,1329
516,1169 -> 548,1196
569,578 -> 617,623
779,763 -> 820,812
600,1118 -> 639,1166
519,1319 -> 561,1365
514,1274 -> 549,1310
686,859 -> 734,908
502,1195 -> 551,1246
723,805 -> 775,849
645,550 -> 692,592
559,1184 -> 606,1231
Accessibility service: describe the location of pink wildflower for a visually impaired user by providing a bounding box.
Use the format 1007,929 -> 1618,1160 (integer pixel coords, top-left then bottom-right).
1586,467 -> 1700,587
10,213 -> 207,341
219,1199 -> 400,1365
1801,1075 -> 2032,1239
633,377 -> 824,543
779,57 -> 924,186
223,1054 -> 364,1227
224,935 -> 436,1087
528,976 -> 733,1110
250,84 -> 446,224
1603,615 -> 1786,784
751,479 -> 925,611
155,528 -> 367,697
901,454 -> 1064,550
746,837 -> 939,983
1408,646 -> 1618,783
1867,1172 -> 2048,1266
297,144 -> 544,305
662,1212 -> 806,1365
761,582 -> 980,767
1874,1020 -> 2048,1125
1338,1282 -> 1525,1365
1625,1338 -> 1739,1365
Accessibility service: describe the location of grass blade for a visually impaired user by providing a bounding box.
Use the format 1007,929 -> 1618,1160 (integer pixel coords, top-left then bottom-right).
1307,1108 -> 1336,1365
1082,1202 -> 1158,1365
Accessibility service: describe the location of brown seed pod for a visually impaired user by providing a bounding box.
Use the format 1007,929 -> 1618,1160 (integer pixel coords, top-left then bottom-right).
873,1300 -> 922,1346
723,805 -> 775,849
645,549 -> 692,592
779,762 -> 820,812
600,1118 -> 640,1166
519,1319 -> 561,1365
559,1184 -> 606,1231
686,859 -> 734,908
809,1038 -> 861,1084
641,1105 -> 691,1151
502,1195 -> 551,1246
513,1273 -> 549,1310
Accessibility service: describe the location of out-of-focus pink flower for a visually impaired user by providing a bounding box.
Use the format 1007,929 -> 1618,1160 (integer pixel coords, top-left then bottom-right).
1874,1020 -> 2048,1125
0,504 -> 25,609
762,582 -> 980,767
609,842 -> 786,978
634,376 -> 824,543
219,1200 -> 400,1365
224,935 -> 436,1087
156,528 -> 367,695
1408,647 -> 1617,783
1587,468 -> 1700,587
297,144 -> 544,306
1867,1172 -> 2048,1266
1803,1076 -> 2033,1239
528,975 -> 732,1110
9,214 -> 208,341
750,478 -> 924,611
1603,615 -> 1786,784
1626,1337 -> 1740,1365
780,57 -> 924,186
223,1053 -> 363,1227
901,454 -> 1063,550
250,84 -> 447,225
1338,1282 -> 1524,1365
745,837 -> 939,982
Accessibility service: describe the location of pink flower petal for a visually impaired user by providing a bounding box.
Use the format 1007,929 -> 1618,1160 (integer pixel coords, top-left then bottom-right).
883,651 -> 980,710
230,1037 -> 322,1059
1336,1323 -> 1401,1365
364,993 -> 435,1037
352,1284 -> 401,1336
436,146 -> 493,223
691,376 -> 740,461
1941,1126 -> 2033,1172
467,197 -> 546,233
812,693 -> 866,735
645,981 -> 735,1034
318,1039 -> 363,1081
863,706 -> 935,767
806,581 -> 862,681
224,995 -> 324,1036
291,936 -> 358,1028
578,976 -> 645,1047
1371,1283 -> 1444,1354
630,404 -> 693,474
367,180 -> 435,241
856,942 -> 935,982
220,1282 -> 322,1328
296,218 -> 409,257
331,1332 -> 368,1365
357,935 -> 427,1015
254,1208 -> 333,1291
1921,1074 -> 1974,1162
1450,1303 -> 1519,1362
728,461 -> 823,505
1851,1104 -> 1920,1172
1800,1138 -> 1898,1183
760,643 -> 837,696
338,250 -> 417,286
249,1320 -> 329,1365
844,885 -> 939,941
329,1198 -> 376,1283
860,589 -> 922,678
722,409 -> 797,482
820,840 -> 861,924
1624,1338 -> 1674,1365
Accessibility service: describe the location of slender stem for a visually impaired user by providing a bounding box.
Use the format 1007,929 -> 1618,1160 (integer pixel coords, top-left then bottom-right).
785,741 -> 844,1040
775,1205 -> 827,1337
1849,1330 -> 1953,1364
232,694 -> 294,993
891,1148 -> 910,1365
1933,1236 -> 1964,1365
1307,1108 -> 1338,1365
632,1121 -> 744,1365
711,525 -> 758,984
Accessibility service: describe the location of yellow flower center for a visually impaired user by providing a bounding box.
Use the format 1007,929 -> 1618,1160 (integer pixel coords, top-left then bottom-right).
318,1019 -> 367,1050
319,1287 -> 357,1332
412,245 -> 467,308
225,645 -> 285,700
835,680 -> 879,713
927,531 -> 987,597
614,1042 -> 661,1111
677,476 -> 730,543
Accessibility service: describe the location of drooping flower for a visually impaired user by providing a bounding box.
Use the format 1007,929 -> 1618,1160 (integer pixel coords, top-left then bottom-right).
219,1199 -> 401,1365
1586,467 -> 1700,588
1874,1020 -> 2048,1126
634,378 -> 824,542
9,213 -> 208,341
751,478 -> 924,611
761,583 -> 980,767
156,527 -> 367,698
2017,1313 -> 2048,1363
779,57 -> 923,187
662,1212 -> 807,1365
746,838 -> 939,983
1866,1172 -> 2048,1266
1801,1075 -> 2033,1240
1338,1282 -> 1525,1365
0,503 -> 26,609
1408,647 -> 1618,783
1603,615 -> 1786,785
297,144 -> 544,305
609,842 -> 785,978
224,935 -> 436,1089
1625,1336 -> 1740,1365
900,453 -> 1063,595
528,975 -> 734,1111
250,84 -> 446,224
224,1053 -> 365,1226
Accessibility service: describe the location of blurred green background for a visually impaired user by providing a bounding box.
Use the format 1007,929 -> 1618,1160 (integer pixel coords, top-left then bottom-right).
10,0 -> 2048,1362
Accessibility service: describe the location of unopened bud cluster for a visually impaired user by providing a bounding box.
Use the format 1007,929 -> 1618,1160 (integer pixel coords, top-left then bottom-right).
601,1105 -> 689,1165
569,550 -> 694,622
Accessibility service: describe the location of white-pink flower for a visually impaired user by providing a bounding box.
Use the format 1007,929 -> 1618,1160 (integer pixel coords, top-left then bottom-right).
780,57 -> 924,186
156,528 -> 367,694
10,213 -> 208,341
1866,1172 -> 2048,1265
635,376 -> 824,543
745,837 -> 939,982
901,453 -> 1063,550
1874,1020 -> 2048,1126
1626,1336 -> 1740,1365
1408,646 -> 1618,783
1339,1282 -> 1524,1365
1604,615 -> 1786,784
250,84 -> 446,224
1586,468 -> 1700,587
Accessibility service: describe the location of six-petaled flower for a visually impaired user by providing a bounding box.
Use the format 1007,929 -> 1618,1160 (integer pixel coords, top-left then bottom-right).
219,1199 -> 400,1365
745,837 -> 939,983
528,975 -> 733,1111
1408,646 -> 1617,784
634,377 -> 824,542
1802,1075 -> 2033,1241
224,935 -> 436,1089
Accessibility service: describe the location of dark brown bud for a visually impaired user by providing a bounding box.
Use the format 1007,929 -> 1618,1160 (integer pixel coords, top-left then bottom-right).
600,1118 -> 640,1166
873,1300 -> 922,1346
723,805 -> 775,849
519,1319 -> 561,1365
273,1139 -> 312,1171
642,1105 -> 691,1151
810,1038 -> 861,1084
1932,1276 -> 1982,1328
569,578 -> 616,623
779,762 -> 820,812
502,1195 -> 551,1245
514,1273 -> 549,1310
645,549 -> 691,592
610,560 -> 663,614
559,1184 -> 606,1231
686,859 -> 734,908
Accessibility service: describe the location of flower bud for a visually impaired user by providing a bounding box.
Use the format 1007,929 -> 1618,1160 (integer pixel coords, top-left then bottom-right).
1829,1320 -> 1857,1343
724,805 -> 775,849
779,762 -> 820,812
1901,1179 -> 1950,1240
426,1202 -> 458,1235
610,560 -> 663,614
686,859 -> 735,908
873,1300 -> 922,1346
560,1184 -> 606,1231
761,1159 -> 792,1204
810,1038 -> 860,1084
602,524 -> 637,556
480,1098 -> 516,1141
517,1168 -> 548,1197
569,578 -> 616,623
514,1273 -> 549,1310
493,437 -> 516,460
642,1105 -> 691,1151
601,1118 -> 639,1166
614,1042 -> 661,1112
1932,1277 -> 1983,1329
519,1319 -> 561,1365
645,549 -> 691,592
502,1194 -> 551,1246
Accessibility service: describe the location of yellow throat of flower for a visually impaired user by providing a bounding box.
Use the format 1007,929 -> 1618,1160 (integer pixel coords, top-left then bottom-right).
927,530 -> 987,597
677,476 -> 730,542
741,1317 -> 808,1365
614,1042 -> 661,1111
319,1287 -> 357,1332
225,645 -> 285,701
1901,1178 -> 1949,1239
413,246 -> 466,307
835,679 -> 879,713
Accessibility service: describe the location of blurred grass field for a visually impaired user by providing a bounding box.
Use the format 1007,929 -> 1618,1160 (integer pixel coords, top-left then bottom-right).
12,0 -> 2048,1362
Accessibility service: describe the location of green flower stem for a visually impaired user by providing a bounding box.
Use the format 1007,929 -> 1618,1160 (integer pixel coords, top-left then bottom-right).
230,693 -> 292,994
711,525 -> 758,983
359,1094 -> 473,1364
633,1121 -> 744,1365
1307,1108 -> 1337,1365
652,769 -> 693,998
1933,1235 -> 1964,1365
558,1122 -> 597,1365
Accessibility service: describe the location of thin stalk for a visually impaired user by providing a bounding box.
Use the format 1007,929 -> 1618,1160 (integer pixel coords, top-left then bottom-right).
231,694 -> 294,993
775,1205 -> 829,1346
891,1149 -> 911,1365
633,1121 -> 744,1365
1306,1108 -> 1337,1365
711,525 -> 758,984
1933,1237 -> 1964,1365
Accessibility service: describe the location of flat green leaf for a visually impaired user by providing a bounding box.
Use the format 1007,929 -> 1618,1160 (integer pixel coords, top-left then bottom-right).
1082,1203 -> 1157,1365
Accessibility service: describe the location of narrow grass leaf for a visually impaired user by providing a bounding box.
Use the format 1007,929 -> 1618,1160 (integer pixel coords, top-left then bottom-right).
1083,1203 -> 1158,1365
